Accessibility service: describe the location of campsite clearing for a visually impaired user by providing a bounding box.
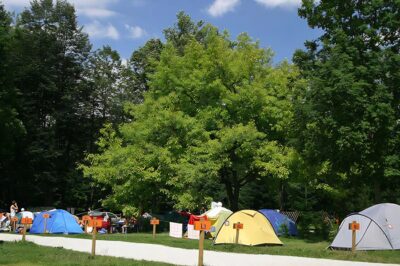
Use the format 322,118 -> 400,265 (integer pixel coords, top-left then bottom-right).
0,241 -> 171,266
36,233 -> 400,264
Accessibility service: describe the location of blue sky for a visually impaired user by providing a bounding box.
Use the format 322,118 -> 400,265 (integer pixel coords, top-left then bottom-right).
3,0 -> 321,63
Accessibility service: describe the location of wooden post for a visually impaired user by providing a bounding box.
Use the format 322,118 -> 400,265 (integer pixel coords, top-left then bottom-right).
11,217 -> 18,232
20,217 -> 32,242
22,223 -> 27,241
352,227 -> 356,253
194,218 -> 210,266
233,222 -> 243,244
150,217 -> 159,239
43,213 -> 50,233
91,217 -> 97,258
235,224 -> 240,244
348,221 -> 360,254
198,228 -> 205,266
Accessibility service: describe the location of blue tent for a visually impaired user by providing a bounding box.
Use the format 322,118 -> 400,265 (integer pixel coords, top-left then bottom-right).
30,209 -> 83,234
259,209 -> 298,236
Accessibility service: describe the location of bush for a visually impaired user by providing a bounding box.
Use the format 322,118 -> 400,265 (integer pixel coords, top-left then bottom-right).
279,223 -> 290,237
297,211 -> 333,240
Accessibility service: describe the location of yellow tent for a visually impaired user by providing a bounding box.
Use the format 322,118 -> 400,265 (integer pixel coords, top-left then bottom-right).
214,209 -> 283,246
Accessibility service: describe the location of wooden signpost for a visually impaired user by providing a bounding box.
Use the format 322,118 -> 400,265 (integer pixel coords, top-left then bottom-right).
348,221 -> 360,253
233,222 -> 244,244
88,217 -> 103,258
11,217 -> 18,232
194,218 -> 211,266
21,217 -> 33,241
150,217 -> 160,239
42,213 -> 50,233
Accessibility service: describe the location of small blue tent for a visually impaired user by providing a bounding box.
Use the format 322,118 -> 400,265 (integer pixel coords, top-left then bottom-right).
259,209 -> 298,236
30,209 -> 83,234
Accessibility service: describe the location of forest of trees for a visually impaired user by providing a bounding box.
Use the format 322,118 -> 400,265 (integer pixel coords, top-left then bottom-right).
0,0 -> 399,219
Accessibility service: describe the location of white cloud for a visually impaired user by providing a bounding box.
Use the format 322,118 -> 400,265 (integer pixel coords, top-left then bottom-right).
2,0 -> 30,8
84,21 -> 119,40
70,0 -> 119,18
77,8 -> 117,18
254,0 -> 301,8
125,24 -> 147,39
3,0 -> 119,18
207,0 -> 240,17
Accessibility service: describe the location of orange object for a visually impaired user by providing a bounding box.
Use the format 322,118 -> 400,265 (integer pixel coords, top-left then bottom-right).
11,217 -> 19,222
88,219 -> 103,228
0,213 -> 3,219
348,221 -> 360,231
21,217 -> 33,224
194,220 -> 211,231
150,218 -> 160,225
43,213 -> 50,219
233,222 -> 243,229
82,215 -> 91,222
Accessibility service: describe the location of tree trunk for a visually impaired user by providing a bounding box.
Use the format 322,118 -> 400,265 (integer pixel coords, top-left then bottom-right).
373,172 -> 382,203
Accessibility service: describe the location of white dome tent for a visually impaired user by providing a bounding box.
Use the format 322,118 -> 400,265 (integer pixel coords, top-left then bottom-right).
330,203 -> 400,250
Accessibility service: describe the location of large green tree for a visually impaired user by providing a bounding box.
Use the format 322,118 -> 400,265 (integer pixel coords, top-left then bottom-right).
293,0 -> 400,212
82,16 -> 299,212
0,4 -> 25,207
9,0 -> 92,207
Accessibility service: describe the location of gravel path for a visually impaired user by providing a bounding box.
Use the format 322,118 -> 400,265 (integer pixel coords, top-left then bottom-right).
0,234 -> 398,266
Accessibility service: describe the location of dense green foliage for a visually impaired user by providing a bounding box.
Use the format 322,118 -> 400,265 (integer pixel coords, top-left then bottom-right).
0,0 -> 399,224
81,25 -> 299,212
293,0 -> 400,214
0,0 -> 141,209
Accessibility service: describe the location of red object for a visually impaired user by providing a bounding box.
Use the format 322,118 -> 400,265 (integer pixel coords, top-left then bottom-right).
179,210 -> 191,218
89,216 -> 110,230
189,214 -> 208,225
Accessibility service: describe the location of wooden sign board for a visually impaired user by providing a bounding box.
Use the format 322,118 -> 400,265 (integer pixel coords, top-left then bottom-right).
348,222 -> 360,231
233,222 -> 243,229
21,217 -> 33,224
88,219 -> 103,228
43,213 -> 50,219
194,220 -> 211,231
150,218 -> 160,225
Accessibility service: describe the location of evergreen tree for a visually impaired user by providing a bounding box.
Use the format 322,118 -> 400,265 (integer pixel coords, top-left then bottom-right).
11,0 -> 91,207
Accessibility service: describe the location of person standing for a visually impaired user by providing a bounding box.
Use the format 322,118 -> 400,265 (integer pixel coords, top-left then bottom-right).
10,200 -> 18,218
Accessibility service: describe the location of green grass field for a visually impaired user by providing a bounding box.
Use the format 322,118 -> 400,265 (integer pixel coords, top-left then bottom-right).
36,232 -> 400,264
0,240 -> 171,266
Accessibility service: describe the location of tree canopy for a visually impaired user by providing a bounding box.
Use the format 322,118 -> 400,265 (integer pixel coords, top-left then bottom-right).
82,22 -> 299,212
293,0 -> 400,212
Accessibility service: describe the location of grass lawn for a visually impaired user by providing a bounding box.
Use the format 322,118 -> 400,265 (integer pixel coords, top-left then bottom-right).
0,240 -> 172,266
32,232 -> 400,264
